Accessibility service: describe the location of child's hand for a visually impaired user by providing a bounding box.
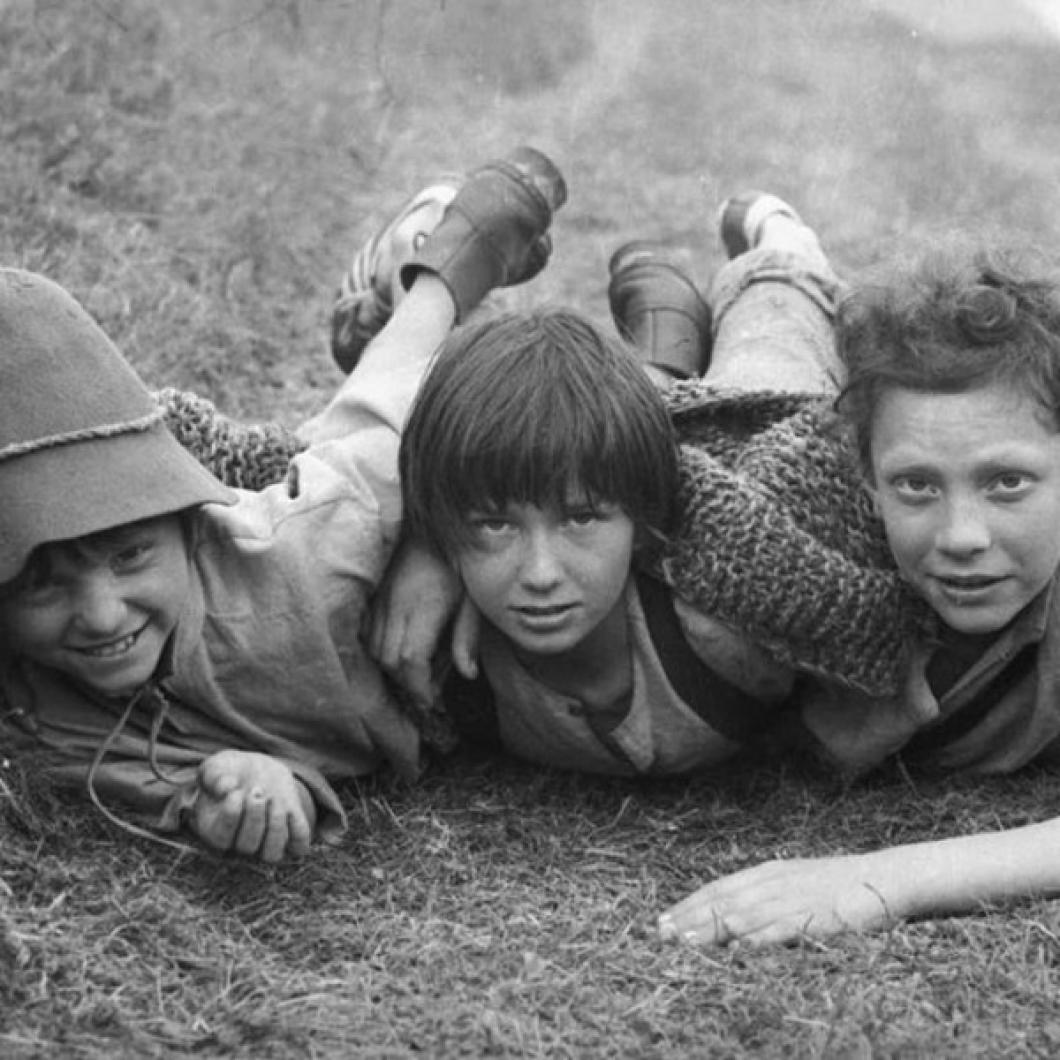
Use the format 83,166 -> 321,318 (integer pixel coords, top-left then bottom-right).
657,853 -> 901,946
448,594 -> 482,680
367,535 -> 466,708
189,750 -> 316,863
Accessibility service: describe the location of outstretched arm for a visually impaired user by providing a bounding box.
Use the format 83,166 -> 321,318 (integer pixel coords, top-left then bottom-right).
659,817 -> 1060,946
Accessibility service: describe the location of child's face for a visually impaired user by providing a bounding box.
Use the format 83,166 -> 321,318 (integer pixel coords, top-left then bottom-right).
454,498 -> 635,660
869,383 -> 1060,635
0,515 -> 191,697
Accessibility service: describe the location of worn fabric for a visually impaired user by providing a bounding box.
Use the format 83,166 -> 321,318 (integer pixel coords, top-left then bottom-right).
158,388 -> 307,492
154,378 -> 924,697
475,576 -> 795,775
707,242 -> 843,394
0,270 -> 235,582
1,322 -> 432,839
653,386 -> 931,697
647,236 -> 930,698
800,573 -> 1060,776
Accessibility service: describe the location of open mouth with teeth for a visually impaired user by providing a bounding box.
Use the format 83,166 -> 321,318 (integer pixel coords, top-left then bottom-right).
76,628 -> 142,659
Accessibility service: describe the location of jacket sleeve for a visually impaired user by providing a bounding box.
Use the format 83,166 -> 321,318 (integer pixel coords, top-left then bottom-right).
9,688 -> 349,845
789,657 -> 940,776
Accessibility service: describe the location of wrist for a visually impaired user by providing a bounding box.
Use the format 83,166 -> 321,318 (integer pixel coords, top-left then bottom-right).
855,848 -> 924,922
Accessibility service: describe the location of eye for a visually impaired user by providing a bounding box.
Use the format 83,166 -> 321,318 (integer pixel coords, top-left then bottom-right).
465,512 -> 514,537
989,471 -> 1034,498
564,507 -> 599,527
562,497 -> 622,527
111,540 -> 154,571
7,576 -> 60,606
3,554 -> 62,602
890,474 -> 937,502
2,564 -> 69,609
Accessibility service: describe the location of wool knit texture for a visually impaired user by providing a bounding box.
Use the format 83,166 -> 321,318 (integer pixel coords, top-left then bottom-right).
657,380 -> 928,696
156,383 -> 927,699
155,388 -> 306,492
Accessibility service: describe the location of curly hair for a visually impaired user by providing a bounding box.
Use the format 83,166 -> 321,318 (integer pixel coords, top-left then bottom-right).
836,239 -> 1060,473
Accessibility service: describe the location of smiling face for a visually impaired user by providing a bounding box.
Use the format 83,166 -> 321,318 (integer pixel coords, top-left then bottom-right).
869,384 -> 1060,635
0,515 -> 191,697
455,498 -> 636,663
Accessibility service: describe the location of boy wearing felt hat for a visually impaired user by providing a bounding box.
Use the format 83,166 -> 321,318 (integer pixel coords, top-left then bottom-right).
0,146 -> 566,861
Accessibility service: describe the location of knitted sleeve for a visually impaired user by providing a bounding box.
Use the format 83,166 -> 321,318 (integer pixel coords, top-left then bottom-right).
654,384 -> 929,697
153,387 -> 307,491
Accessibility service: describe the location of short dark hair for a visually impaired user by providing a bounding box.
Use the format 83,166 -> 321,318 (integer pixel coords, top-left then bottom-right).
400,307 -> 679,557
836,240 -> 1060,473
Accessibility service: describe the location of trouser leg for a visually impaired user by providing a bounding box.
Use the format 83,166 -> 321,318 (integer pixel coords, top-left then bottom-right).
296,275 -> 455,528
704,222 -> 844,396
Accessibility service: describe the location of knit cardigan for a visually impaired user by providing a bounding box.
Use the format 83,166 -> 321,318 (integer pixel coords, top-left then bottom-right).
655,380 -> 927,697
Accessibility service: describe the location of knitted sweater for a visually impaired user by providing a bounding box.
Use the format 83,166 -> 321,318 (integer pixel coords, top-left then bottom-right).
656,381 -> 927,697
156,388 -> 307,492
156,384 -> 927,700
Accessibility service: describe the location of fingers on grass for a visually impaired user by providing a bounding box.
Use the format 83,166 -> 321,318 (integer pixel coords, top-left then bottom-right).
193,788 -> 245,852
233,786 -> 270,857
285,807 -> 314,858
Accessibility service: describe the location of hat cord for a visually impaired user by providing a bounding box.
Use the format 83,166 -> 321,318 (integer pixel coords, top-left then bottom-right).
84,681 -> 200,857
0,408 -> 164,463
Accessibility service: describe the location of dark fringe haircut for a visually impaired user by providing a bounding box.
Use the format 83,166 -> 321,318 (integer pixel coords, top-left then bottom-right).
400,307 -> 680,558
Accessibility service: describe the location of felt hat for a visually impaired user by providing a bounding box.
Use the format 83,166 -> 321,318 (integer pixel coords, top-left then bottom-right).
0,268 -> 235,583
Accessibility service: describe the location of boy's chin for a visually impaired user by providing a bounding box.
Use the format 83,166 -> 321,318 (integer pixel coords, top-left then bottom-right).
68,648 -> 166,700
933,602 -> 1018,637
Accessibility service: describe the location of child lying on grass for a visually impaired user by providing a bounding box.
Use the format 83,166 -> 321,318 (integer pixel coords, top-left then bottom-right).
0,145 -> 566,862
660,240 -> 1060,945
370,195 -> 893,777
371,196 -> 1060,946
158,186 -> 910,813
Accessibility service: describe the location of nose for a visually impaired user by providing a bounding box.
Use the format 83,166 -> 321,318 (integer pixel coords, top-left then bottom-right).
518,528 -> 564,591
935,494 -> 991,557
71,572 -> 128,635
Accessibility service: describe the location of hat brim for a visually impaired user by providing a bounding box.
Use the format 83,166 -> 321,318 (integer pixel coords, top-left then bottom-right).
0,421 -> 236,583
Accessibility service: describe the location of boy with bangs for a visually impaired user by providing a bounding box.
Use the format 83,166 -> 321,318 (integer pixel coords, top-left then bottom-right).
375,196 -> 855,777
395,306 -> 777,775
378,203 -> 1060,945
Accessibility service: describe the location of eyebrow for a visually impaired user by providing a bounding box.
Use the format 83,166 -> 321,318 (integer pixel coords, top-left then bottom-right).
879,447 -> 1050,478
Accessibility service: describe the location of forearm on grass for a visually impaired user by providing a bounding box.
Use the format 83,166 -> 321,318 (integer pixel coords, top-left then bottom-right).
862,817 -> 1060,920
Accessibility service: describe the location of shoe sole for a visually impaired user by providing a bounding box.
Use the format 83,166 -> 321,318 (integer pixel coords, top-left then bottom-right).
718,191 -> 802,258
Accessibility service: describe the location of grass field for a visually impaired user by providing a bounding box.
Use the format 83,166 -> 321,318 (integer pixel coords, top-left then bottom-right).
4,1 -> 1060,1056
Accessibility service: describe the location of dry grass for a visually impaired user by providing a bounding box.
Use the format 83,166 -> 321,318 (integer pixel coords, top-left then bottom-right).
4,1 -> 1060,1056
7,753 -> 1060,1057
